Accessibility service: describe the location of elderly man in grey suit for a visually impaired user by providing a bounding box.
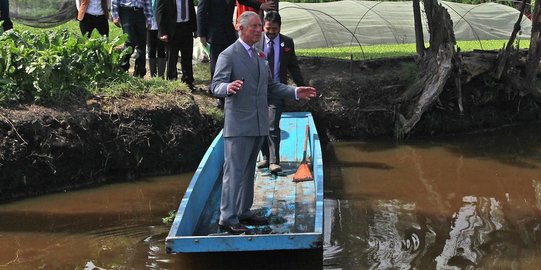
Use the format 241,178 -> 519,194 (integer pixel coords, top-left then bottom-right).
211,11 -> 317,234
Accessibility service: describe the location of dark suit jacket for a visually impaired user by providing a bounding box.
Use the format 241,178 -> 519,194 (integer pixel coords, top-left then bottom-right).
277,34 -> 305,87
156,0 -> 197,39
197,0 -> 262,45
259,33 -> 305,106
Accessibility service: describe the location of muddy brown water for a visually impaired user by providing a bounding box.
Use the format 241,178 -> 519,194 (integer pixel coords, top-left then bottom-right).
1,123 -> 541,269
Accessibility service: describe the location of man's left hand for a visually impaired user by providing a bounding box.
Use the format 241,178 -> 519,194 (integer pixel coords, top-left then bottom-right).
296,86 -> 317,100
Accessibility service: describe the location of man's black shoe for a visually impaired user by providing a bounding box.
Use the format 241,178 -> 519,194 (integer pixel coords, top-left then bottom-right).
187,83 -> 197,93
240,215 -> 269,226
219,223 -> 250,234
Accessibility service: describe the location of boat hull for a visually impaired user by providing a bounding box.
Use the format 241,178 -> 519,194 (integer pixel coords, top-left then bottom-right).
166,112 -> 323,253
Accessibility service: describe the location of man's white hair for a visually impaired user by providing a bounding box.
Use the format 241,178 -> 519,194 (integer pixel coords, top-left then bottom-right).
237,11 -> 259,29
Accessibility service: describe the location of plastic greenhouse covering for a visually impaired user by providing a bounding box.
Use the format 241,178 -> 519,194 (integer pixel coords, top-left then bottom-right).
278,1 -> 531,48
7,0 -> 533,48
10,0 -> 76,28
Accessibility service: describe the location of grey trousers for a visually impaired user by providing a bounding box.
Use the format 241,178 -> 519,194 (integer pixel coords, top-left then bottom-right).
220,136 -> 264,226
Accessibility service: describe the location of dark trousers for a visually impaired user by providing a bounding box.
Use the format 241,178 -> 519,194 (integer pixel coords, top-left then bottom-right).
0,17 -> 11,31
166,22 -> 194,83
209,42 -> 232,103
119,7 -> 147,77
79,14 -> 109,38
209,43 -> 230,79
0,0 -> 12,31
261,103 -> 283,164
147,30 -> 166,58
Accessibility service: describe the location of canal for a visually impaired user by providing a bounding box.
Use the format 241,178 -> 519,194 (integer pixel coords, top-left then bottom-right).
1,123 -> 541,269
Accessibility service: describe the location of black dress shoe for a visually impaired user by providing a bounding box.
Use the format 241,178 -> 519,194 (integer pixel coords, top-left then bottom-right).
219,223 -> 250,234
187,83 -> 197,93
240,215 -> 269,225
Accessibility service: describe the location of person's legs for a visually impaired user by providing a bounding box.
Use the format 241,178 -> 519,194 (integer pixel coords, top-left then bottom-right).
118,9 -> 133,72
238,136 -> 264,219
132,12 -> 147,77
220,136 -> 260,226
147,30 -> 158,77
157,38 -> 167,78
209,43 -> 228,106
95,15 -> 109,37
176,24 -> 194,86
267,103 -> 283,165
166,44 -> 179,80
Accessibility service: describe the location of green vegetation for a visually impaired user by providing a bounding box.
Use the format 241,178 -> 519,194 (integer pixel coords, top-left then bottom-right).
297,39 -> 531,60
2,23 -> 193,106
162,210 -> 176,225
0,27 -> 133,104
3,20 -> 530,106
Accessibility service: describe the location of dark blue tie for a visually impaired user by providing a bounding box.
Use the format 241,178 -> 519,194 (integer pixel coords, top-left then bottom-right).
268,40 -> 275,79
180,0 -> 187,20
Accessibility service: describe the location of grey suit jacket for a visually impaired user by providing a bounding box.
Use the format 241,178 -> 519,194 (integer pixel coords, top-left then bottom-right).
211,40 -> 296,138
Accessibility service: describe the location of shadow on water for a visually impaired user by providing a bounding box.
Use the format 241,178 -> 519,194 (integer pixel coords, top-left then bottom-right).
172,249 -> 323,270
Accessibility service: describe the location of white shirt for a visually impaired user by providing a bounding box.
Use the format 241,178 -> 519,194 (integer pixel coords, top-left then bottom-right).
76,0 -> 107,16
176,0 -> 189,23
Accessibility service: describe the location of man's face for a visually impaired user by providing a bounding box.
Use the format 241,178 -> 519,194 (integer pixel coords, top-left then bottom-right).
239,15 -> 262,45
264,21 -> 280,40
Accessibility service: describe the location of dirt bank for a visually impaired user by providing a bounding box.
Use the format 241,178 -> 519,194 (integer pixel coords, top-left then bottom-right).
1,56 -> 540,202
0,94 -> 216,202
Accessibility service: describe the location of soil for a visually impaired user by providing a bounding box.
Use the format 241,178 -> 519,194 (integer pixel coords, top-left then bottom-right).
1,56 -> 540,202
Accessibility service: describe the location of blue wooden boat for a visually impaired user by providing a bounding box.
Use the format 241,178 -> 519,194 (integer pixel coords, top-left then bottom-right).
165,112 -> 323,253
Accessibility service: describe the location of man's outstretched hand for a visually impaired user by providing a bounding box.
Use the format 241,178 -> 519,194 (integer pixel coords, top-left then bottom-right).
296,86 -> 317,100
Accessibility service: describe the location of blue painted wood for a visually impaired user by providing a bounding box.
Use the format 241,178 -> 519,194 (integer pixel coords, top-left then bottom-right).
165,112 -> 324,253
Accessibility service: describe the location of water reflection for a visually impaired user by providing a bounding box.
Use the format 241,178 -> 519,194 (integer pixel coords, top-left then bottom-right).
323,123 -> 541,269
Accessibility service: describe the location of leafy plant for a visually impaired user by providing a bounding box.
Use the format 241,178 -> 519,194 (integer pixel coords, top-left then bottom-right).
162,210 -> 176,225
0,28 -> 129,105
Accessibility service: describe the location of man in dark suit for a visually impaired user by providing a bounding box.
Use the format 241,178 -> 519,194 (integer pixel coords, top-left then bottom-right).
211,11 -> 316,234
156,0 -> 197,91
197,0 -> 273,107
257,11 -> 305,173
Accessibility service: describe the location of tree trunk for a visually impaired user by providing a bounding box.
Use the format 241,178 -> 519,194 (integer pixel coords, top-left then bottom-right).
525,1 -> 541,91
492,0 -> 527,80
413,0 -> 425,57
396,0 -> 456,135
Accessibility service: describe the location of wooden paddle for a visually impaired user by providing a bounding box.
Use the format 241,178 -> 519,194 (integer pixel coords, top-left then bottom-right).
293,124 -> 313,182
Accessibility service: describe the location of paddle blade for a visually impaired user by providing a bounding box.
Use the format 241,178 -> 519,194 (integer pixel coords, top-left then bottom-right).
292,162 -> 313,182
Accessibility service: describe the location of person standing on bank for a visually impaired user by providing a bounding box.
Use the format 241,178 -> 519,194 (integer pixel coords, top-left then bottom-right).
257,11 -> 305,173
236,0 -> 277,26
197,0 -> 274,107
0,0 -> 13,31
156,0 -> 197,91
147,0 -> 166,78
211,11 -> 317,234
111,0 -> 153,77
76,0 -> 110,38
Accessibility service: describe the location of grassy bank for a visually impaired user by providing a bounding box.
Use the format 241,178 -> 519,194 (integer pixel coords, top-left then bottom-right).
6,21 -> 524,103
297,39 -> 531,60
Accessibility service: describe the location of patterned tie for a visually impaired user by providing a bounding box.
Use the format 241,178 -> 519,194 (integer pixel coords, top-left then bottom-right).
267,40 -> 275,79
250,47 -> 258,65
